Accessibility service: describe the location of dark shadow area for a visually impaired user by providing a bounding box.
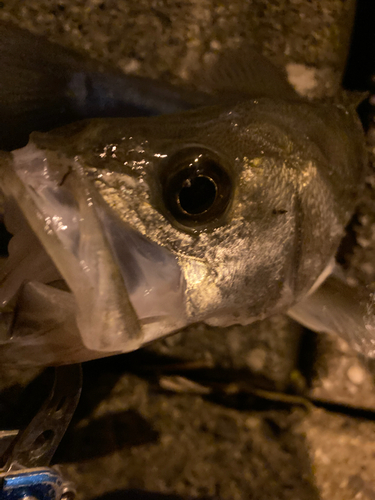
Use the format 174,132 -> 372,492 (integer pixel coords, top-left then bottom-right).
71,351 -> 189,422
80,348 -> 375,419
55,409 -> 159,463
0,368 -> 54,430
0,222 -> 11,256
343,0 -> 375,92
203,391 -> 297,414
76,360 -> 127,419
92,489 -> 215,500
83,350 -> 184,377
335,214 -> 361,269
342,0 -> 375,131
295,329 -> 320,390
0,384 -> 26,429
0,353 -> 319,499
311,399 -> 375,421
3,343 -> 375,469
355,98 -> 373,133
1,345 -> 374,473
92,349 -> 281,393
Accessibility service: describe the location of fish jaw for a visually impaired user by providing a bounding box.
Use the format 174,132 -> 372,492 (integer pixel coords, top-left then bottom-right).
0,143 -> 188,359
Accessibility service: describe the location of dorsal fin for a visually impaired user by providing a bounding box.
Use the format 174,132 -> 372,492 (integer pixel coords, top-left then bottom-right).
191,45 -> 299,100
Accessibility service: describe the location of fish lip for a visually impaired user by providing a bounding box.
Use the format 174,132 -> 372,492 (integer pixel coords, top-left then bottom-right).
0,142 -> 187,356
95,201 -> 188,337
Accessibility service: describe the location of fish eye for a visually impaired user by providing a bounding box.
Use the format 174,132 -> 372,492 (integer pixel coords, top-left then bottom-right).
161,147 -> 232,228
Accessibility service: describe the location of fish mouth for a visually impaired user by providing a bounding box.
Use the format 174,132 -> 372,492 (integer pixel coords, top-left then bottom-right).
0,143 -> 186,361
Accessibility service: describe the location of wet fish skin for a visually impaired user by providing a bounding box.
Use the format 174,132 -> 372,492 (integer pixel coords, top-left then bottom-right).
0,21 -> 370,365
64,100 -> 365,320
0,88 -> 366,365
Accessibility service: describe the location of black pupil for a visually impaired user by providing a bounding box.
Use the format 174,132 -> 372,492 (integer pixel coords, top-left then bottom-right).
178,175 -> 217,215
161,147 -> 232,228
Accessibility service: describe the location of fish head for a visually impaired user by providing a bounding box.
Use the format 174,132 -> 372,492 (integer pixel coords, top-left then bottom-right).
0,97 -> 366,364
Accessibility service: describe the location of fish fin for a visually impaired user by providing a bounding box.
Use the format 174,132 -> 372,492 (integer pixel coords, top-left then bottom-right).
0,21 -> 94,150
192,45 -> 298,100
288,273 -> 375,359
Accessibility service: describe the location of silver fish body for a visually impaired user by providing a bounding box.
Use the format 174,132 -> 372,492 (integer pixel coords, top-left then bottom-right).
0,90 -> 367,364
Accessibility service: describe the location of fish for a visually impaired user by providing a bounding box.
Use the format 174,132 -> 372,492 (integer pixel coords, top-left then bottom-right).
0,21 -> 371,366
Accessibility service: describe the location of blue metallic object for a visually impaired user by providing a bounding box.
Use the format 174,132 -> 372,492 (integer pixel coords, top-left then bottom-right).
0,366 -> 82,500
0,467 -> 65,500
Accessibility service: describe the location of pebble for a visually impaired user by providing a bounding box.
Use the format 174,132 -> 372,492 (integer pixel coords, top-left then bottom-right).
347,365 -> 366,386
246,348 -> 266,372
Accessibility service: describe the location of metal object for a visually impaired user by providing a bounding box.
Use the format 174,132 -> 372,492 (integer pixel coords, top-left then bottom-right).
0,467 -> 67,500
0,365 -> 82,500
